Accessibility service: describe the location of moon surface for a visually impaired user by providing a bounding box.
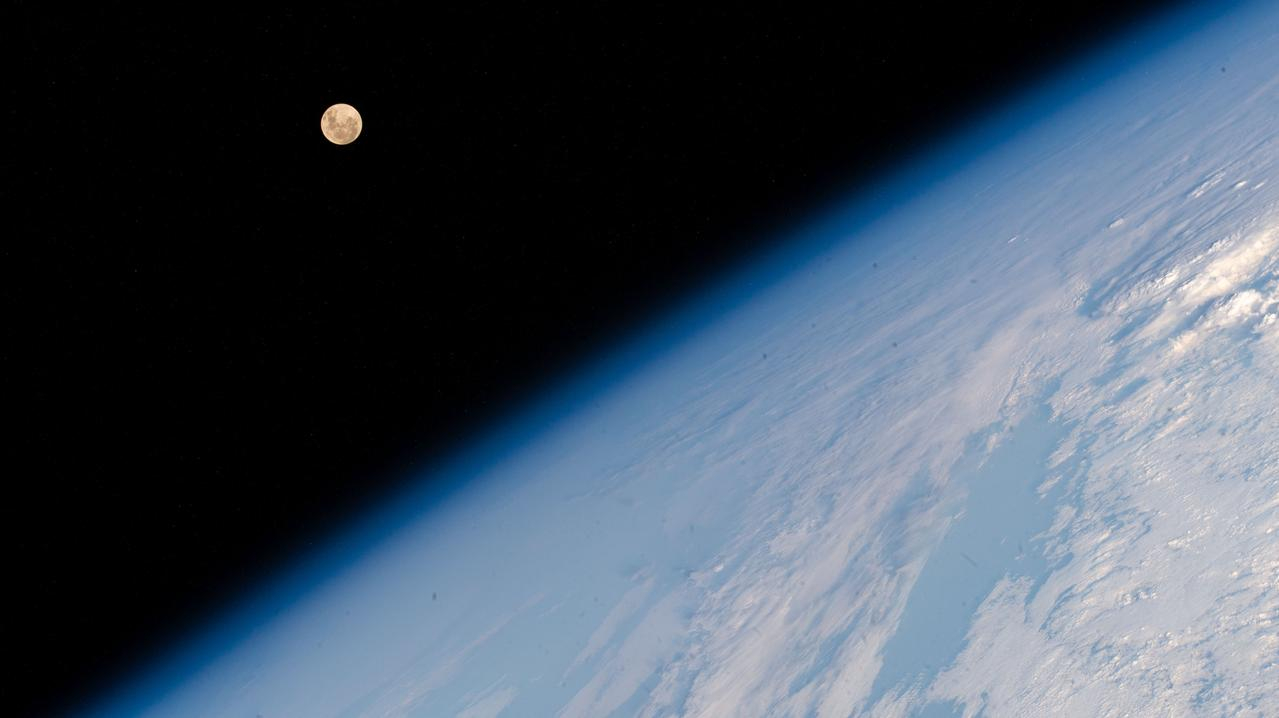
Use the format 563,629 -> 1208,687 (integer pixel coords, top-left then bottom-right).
321,103 -> 362,145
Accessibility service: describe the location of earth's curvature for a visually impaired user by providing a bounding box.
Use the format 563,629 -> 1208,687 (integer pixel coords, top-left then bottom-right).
98,3 -> 1279,717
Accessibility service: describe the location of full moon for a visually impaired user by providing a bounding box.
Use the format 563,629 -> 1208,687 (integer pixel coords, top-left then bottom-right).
321,103 -> 362,145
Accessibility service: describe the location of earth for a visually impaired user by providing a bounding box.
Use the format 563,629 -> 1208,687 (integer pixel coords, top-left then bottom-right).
97,3 -> 1279,716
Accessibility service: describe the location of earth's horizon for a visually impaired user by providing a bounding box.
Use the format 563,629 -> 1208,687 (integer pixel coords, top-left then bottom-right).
92,2 -> 1279,715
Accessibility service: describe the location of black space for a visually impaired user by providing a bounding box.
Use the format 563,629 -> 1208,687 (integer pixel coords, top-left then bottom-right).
11,2 -> 1185,715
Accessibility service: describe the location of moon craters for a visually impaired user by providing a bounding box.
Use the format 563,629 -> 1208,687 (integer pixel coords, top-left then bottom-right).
321,103 -> 362,145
